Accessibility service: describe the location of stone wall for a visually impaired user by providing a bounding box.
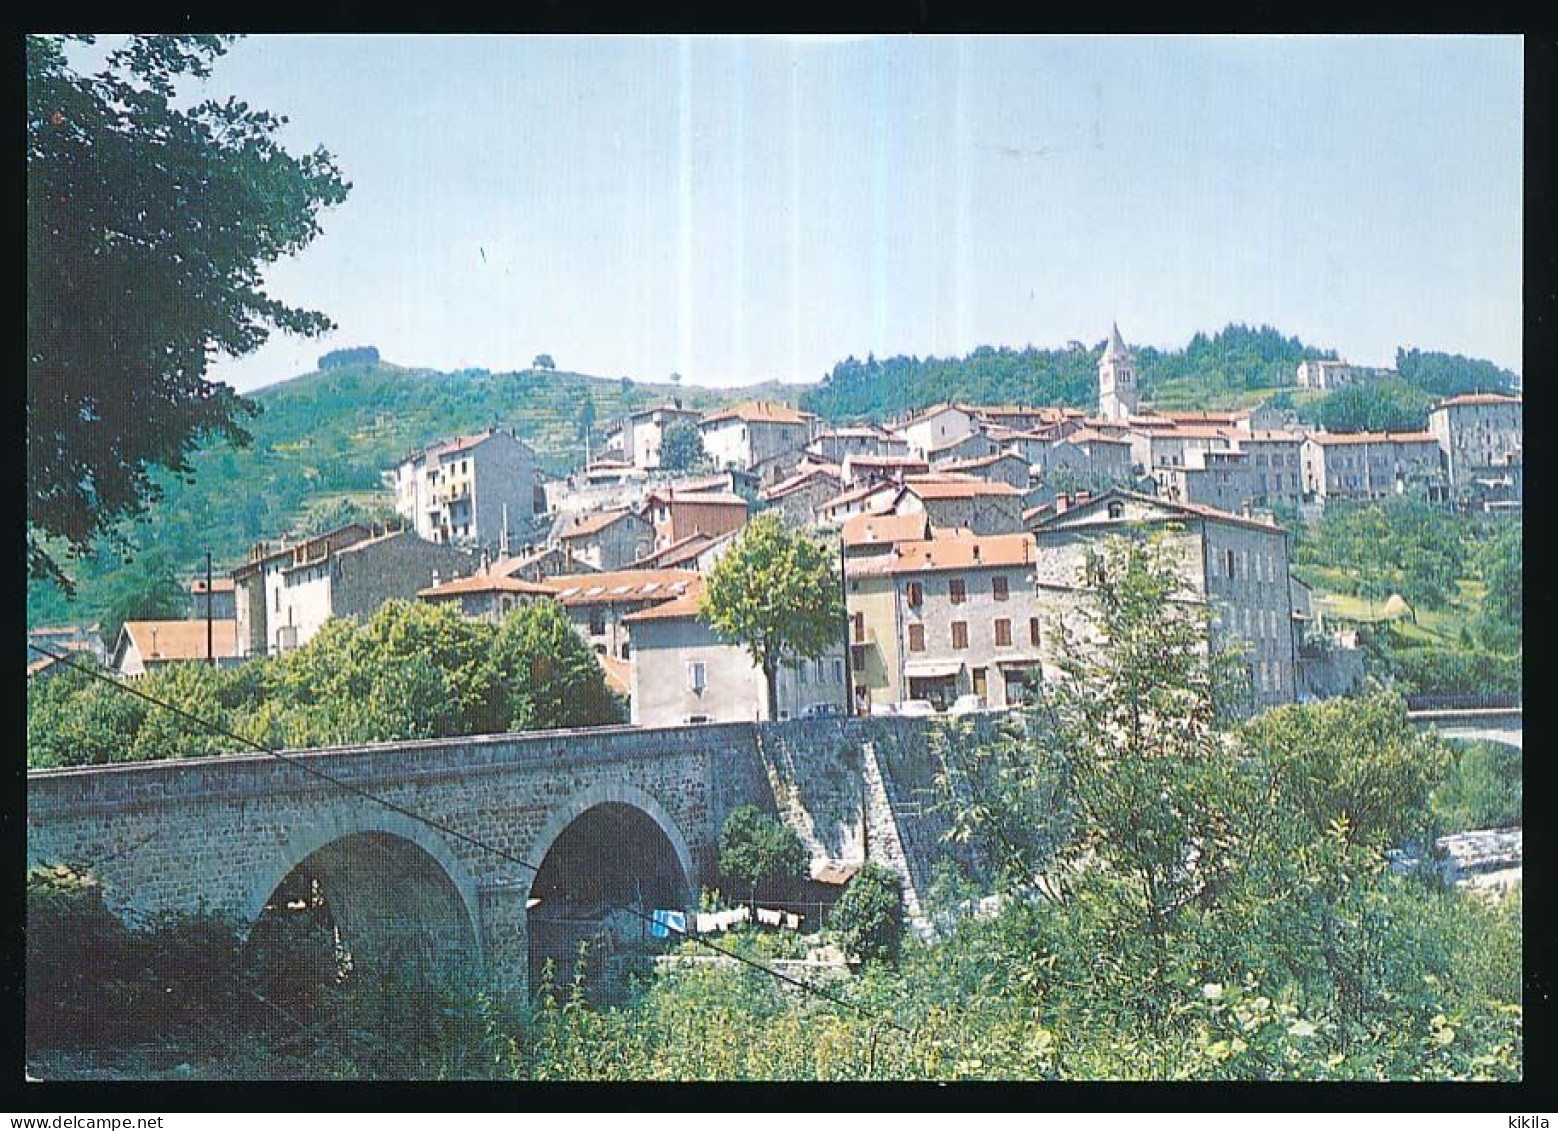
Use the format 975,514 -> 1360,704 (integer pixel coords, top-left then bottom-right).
27,716 -> 1000,989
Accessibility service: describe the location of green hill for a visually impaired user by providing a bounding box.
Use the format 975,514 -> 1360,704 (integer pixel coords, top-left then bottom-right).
799,324 -> 1338,421
25,362 -> 802,634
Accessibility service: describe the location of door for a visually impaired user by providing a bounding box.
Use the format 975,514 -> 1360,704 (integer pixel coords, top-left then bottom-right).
972,666 -> 988,701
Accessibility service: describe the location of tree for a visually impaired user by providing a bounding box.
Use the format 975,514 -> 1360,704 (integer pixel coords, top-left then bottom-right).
828,862 -> 905,965
533,354 -> 556,371
717,804 -> 807,919
699,514 -> 844,720
27,35 -> 350,590
668,371 -> 683,385
658,418 -> 707,472
492,599 -> 625,730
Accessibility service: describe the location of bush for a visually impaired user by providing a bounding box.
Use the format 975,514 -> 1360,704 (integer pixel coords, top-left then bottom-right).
717,805 -> 808,911
1432,740 -> 1522,832
829,863 -> 905,965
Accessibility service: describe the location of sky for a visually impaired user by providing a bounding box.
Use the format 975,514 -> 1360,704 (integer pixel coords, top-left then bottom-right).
130,34 -> 1523,392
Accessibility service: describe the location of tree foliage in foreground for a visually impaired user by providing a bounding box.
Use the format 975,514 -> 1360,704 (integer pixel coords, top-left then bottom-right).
27,34 -> 350,589
27,599 -> 624,767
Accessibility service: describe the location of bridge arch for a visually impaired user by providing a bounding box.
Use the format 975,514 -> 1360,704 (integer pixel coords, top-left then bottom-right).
244,805 -> 485,978
523,782 -> 695,992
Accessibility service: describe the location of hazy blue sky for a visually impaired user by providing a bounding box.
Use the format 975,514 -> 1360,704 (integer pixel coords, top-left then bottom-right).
157,34 -> 1521,391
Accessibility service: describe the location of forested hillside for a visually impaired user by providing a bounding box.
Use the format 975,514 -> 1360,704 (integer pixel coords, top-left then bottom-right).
800,324 -> 1337,420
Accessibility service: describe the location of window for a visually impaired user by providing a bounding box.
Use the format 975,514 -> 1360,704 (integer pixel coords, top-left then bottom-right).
588,609 -> 606,636
1224,548 -> 1235,579
995,618 -> 1012,646
620,642 -> 631,659
949,579 -> 967,605
1107,500 -> 1125,519
952,621 -> 969,650
906,581 -> 924,607
688,661 -> 707,693
852,612 -> 866,644
798,660 -> 808,684
274,588 -> 280,611
908,623 -> 926,652
992,576 -> 1009,602
1029,617 -> 1041,646
816,659 -> 826,683
833,659 -> 844,683
851,644 -> 867,673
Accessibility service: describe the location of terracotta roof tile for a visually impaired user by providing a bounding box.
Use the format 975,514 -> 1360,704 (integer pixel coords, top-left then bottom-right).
120,620 -> 241,662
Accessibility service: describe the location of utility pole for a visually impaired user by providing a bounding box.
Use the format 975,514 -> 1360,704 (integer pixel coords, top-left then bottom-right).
838,534 -> 856,715
205,551 -> 214,666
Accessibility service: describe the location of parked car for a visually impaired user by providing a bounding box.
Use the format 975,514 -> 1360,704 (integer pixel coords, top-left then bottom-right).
947,694 -> 988,716
869,702 -> 899,717
897,699 -> 937,718
801,702 -> 844,718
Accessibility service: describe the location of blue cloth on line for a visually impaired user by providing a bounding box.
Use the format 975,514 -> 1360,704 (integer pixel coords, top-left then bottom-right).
650,909 -> 686,938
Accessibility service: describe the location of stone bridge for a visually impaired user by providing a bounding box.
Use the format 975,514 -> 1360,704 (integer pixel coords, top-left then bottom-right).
26,717 -> 971,993
1407,707 -> 1523,750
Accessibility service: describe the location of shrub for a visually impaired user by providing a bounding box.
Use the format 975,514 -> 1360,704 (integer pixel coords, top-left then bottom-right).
830,863 -> 905,965
717,805 -> 808,912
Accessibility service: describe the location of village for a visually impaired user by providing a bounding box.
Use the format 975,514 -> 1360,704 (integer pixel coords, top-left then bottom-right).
39,324 -> 1522,728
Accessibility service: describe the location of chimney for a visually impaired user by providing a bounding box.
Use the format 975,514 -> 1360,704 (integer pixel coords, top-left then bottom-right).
1056,493 -> 1071,513
1076,490 -> 1091,504
431,570 -> 441,588
972,544 -> 981,562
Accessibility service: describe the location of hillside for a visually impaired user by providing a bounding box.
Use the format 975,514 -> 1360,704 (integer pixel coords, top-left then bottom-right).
25,362 -> 803,633
799,324 -> 1339,421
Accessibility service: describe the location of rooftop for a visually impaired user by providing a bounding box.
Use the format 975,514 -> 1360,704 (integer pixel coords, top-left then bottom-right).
1306,430 -> 1439,446
621,578 -> 709,622
1434,393 -> 1522,409
560,508 -> 642,539
542,569 -> 700,605
847,531 -> 1038,577
417,573 -> 557,598
842,511 -> 930,548
900,476 -> 1023,500
700,401 -> 814,426
119,620 -> 241,662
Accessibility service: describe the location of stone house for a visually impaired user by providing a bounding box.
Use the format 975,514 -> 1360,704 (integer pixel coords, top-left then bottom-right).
808,426 -> 909,465
644,489 -> 750,552
393,427 -> 538,550
889,476 -> 1026,535
931,451 -> 1032,491
1300,432 -> 1445,504
112,619 -> 244,677
1031,489 -> 1299,709
234,527 -> 479,657
488,545 -> 598,583
893,403 -> 975,457
617,403 -> 704,470
557,508 -> 656,572
541,569 -> 701,661
416,573 -> 557,625
759,466 -> 844,527
845,530 -> 1046,712
816,479 -> 904,527
1428,393 -> 1522,498
1236,431 -> 1306,508
925,431 -> 1001,466
839,453 -> 930,487
698,401 -> 817,471
187,577 -> 237,621
625,580 -> 848,725
1154,448 -> 1256,514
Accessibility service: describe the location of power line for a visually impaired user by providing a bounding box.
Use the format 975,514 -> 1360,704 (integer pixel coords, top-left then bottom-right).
25,643 -> 914,1037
